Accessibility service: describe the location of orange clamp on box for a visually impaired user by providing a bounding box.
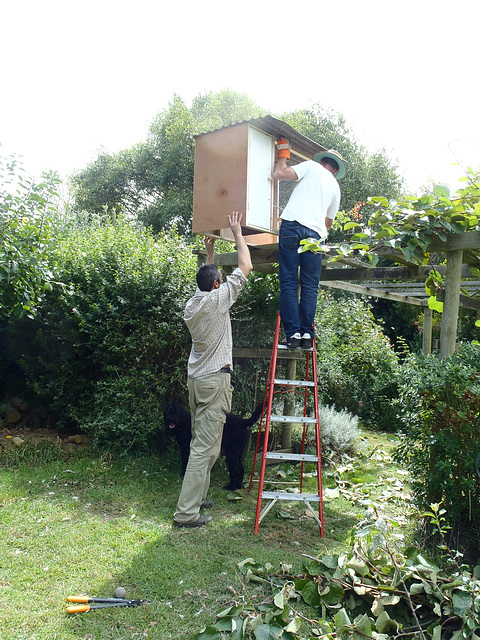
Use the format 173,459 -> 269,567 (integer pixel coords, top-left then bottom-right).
277,137 -> 290,159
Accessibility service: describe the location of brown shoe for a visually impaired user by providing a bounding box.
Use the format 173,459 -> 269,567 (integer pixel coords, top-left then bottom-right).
173,514 -> 213,528
200,499 -> 213,510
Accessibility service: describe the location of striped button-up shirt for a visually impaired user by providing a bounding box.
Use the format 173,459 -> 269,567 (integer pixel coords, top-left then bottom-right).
184,268 -> 247,378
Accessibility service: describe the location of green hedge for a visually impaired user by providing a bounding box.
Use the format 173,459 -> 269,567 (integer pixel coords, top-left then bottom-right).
315,294 -> 401,431
394,343 -> 480,526
9,221 -> 196,450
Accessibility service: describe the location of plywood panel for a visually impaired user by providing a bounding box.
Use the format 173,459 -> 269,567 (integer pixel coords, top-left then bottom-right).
193,124 -> 249,233
192,116 -> 327,245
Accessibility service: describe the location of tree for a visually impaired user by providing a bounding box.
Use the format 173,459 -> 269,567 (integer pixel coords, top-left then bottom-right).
0,153 -> 60,322
136,94 -> 196,234
283,104 -> 404,213
70,91 -> 404,235
190,87 -> 264,132
70,150 -> 131,219
70,90 -> 265,235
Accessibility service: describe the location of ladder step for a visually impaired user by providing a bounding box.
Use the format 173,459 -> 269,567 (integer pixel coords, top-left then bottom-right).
261,491 -> 321,502
266,452 -> 319,462
253,312 -> 323,536
273,378 -> 316,387
277,344 -> 313,351
270,414 -> 318,424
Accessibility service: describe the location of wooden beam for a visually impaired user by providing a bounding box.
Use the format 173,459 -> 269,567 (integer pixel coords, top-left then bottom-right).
437,291 -> 480,311
458,293 -> 480,310
422,307 -> 433,355
196,246 -> 479,281
233,348 -> 303,360
439,249 -> 463,358
319,280 -> 428,307
429,230 -> 480,252
323,265 -> 476,281
321,266 -> 424,281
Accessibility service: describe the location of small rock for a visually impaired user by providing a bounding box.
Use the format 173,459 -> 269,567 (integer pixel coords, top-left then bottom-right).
12,437 -> 25,447
6,410 -> 21,424
11,397 -> 26,410
60,442 -> 77,454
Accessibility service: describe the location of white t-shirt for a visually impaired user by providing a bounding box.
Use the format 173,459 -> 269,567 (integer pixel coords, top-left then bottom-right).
280,160 -> 341,239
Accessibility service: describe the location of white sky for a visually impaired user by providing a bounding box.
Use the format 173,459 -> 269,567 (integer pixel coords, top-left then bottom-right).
1,0 -> 479,195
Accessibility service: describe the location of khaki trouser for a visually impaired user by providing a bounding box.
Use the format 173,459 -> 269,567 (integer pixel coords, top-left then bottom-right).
174,372 -> 233,523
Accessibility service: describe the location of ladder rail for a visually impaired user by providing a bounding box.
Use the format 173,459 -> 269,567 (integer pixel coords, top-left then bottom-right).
253,313 -> 281,532
300,349 -> 311,491
251,311 -> 324,536
312,338 -> 325,535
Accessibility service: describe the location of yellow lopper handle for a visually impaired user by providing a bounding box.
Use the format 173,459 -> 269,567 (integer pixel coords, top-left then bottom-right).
66,596 -> 89,603
66,605 -> 91,614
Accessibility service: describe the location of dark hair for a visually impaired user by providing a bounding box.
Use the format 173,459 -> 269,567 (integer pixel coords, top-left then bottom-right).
321,157 -> 339,172
196,264 -> 221,291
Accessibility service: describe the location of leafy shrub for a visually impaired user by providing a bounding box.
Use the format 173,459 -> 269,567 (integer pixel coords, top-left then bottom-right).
0,155 -> 64,397
315,293 -> 401,431
317,404 -> 359,456
0,155 -> 60,322
394,343 -> 480,527
294,403 -> 360,458
198,509 -> 480,640
9,221 -> 197,451
230,272 -> 280,414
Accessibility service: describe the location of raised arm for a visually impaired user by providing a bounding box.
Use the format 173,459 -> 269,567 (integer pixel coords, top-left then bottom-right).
273,156 -> 298,181
203,236 -> 215,264
228,211 -> 252,278
273,138 -> 298,181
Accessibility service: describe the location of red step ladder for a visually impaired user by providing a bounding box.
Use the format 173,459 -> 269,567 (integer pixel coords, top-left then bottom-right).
249,312 -> 324,536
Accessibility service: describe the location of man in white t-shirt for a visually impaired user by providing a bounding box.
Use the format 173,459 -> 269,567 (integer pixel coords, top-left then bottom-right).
274,139 -> 346,349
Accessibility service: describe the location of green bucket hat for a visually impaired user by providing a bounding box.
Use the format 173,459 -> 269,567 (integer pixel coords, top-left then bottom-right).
313,149 -> 347,180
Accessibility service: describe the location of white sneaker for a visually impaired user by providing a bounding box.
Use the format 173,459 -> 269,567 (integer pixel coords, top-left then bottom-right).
300,333 -> 313,349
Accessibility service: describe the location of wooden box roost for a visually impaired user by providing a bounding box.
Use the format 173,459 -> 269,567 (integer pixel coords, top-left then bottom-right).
192,115 -> 327,246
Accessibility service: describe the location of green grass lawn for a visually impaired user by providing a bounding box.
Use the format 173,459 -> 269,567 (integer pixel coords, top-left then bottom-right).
0,430 -> 415,640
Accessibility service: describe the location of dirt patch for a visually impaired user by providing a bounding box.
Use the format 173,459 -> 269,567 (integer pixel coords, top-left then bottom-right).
1,396 -> 91,453
1,423 -> 92,454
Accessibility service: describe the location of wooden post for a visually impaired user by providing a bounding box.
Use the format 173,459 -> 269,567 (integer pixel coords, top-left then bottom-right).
439,249 -> 463,358
282,358 -> 296,449
422,306 -> 433,355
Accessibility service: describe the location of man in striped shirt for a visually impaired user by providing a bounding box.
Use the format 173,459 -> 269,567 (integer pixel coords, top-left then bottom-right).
173,212 -> 253,528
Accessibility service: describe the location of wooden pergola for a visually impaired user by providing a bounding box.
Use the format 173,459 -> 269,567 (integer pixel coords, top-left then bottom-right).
195,229 -> 479,449
202,229 -> 480,358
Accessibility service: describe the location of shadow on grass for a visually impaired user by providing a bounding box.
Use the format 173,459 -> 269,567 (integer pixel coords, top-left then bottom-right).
60,496 -> 359,640
2,444 -> 360,640
1,441 -> 357,529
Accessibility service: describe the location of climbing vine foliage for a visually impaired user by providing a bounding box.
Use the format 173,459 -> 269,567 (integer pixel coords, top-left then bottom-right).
303,180 -> 480,265
194,505 -> 480,640
300,178 -> 480,317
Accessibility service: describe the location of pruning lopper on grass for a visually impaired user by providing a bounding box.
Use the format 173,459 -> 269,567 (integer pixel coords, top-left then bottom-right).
66,595 -> 150,614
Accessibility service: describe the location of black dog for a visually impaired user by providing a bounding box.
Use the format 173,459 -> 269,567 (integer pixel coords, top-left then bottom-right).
163,403 -> 263,490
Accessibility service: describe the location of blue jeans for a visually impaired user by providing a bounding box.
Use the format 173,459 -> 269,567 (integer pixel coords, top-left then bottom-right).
279,220 -> 323,339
